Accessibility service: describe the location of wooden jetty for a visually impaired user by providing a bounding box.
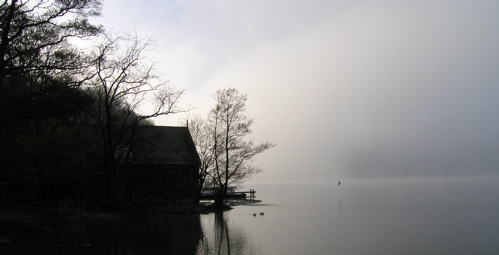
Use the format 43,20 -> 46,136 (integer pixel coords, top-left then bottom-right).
201,188 -> 256,201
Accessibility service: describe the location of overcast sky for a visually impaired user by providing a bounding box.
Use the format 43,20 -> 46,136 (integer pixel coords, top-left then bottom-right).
99,0 -> 499,183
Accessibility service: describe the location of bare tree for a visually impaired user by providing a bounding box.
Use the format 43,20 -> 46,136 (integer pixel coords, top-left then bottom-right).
86,32 -> 187,203
183,114 -> 216,203
0,0 -> 101,88
208,88 -> 275,207
0,0 -> 102,139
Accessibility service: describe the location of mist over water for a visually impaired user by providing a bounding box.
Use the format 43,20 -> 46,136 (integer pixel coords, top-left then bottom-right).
215,176 -> 499,255
5,176 -> 499,255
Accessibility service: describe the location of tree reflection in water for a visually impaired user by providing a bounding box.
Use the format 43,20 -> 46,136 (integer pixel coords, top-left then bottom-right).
4,211 -> 257,255
197,211 -> 253,255
5,214 -> 202,255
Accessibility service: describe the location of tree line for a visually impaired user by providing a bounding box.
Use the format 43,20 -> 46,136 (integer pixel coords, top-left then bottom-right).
0,0 -> 274,212
0,0 -> 189,212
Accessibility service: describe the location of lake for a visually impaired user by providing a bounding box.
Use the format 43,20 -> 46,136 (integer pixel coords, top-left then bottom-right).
4,177 -> 499,254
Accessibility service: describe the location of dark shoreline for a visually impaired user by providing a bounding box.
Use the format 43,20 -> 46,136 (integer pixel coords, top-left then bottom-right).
0,203 -> 226,244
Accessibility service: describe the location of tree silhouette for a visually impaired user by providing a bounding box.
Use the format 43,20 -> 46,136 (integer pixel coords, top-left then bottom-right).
85,32 -> 187,203
208,88 -> 274,207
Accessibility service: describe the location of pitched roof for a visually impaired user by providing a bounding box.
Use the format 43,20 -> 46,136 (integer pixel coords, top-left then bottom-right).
130,126 -> 200,166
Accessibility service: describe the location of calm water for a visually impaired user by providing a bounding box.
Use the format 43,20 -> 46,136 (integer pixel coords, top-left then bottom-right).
209,177 -> 499,255
4,177 -> 499,254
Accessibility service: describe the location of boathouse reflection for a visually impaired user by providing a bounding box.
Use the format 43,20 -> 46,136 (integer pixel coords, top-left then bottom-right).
6,214 -> 202,255
6,211 -> 256,255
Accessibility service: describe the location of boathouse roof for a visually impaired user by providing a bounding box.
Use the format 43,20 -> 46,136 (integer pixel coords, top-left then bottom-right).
130,126 -> 201,166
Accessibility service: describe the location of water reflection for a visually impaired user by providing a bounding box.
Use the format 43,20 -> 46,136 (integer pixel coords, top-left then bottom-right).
8,178 -> 498,255
197,211 -> 254,255
4,211 -> 257,255
338,200 -> 342,218
6,214 -> 202,255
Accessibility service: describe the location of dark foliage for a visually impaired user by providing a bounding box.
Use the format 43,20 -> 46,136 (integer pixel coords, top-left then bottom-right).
0,1 -> 196,214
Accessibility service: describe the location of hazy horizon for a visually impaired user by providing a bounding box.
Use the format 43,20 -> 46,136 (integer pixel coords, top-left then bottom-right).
99,0 -> 499,183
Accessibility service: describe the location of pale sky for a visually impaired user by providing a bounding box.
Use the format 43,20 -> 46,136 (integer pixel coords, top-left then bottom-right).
98,0 -> 499,184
